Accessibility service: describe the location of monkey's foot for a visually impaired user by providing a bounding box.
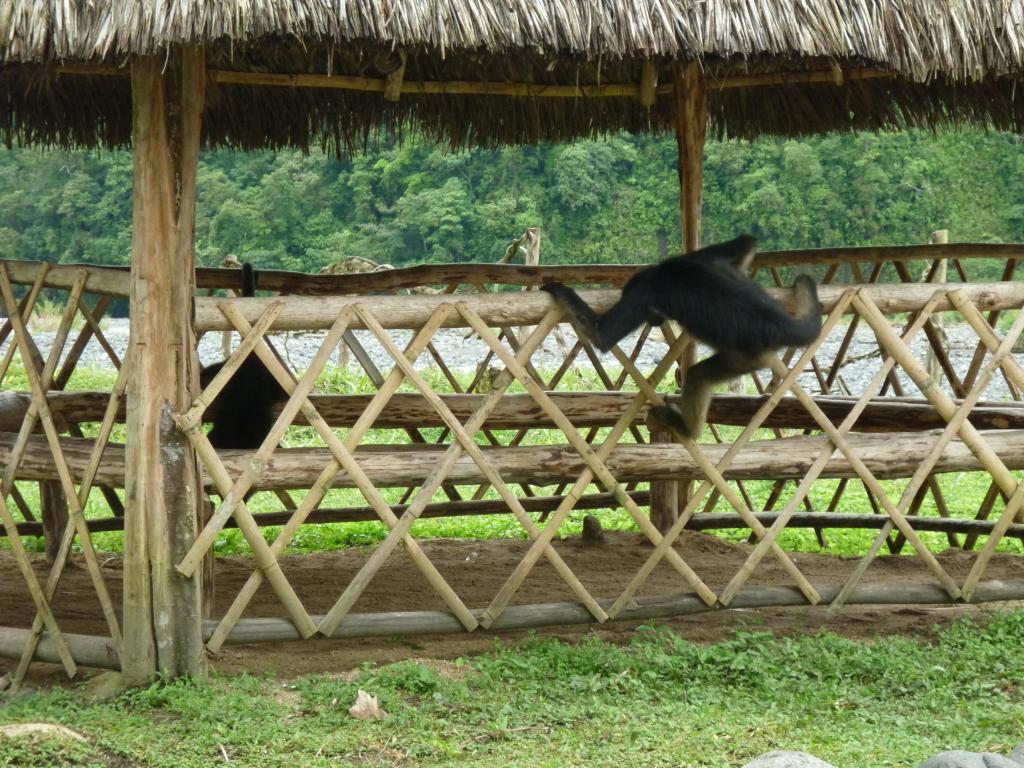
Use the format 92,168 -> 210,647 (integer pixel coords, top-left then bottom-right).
650,405 -> 699,440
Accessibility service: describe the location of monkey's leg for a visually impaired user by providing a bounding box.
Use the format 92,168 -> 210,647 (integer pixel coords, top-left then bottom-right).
542,283 -> 648,352
591,298 -> 652,351
652,350 -> 770,439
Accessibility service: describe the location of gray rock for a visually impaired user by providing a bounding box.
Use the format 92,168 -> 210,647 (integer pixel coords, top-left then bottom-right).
1008,745 -> 1024,766
920,751 -> 1021,768
80,671 -> 127,703
742,752 -> 836,768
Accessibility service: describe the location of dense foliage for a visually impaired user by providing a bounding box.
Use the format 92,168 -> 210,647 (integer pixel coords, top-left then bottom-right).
0,130 -> 1021,272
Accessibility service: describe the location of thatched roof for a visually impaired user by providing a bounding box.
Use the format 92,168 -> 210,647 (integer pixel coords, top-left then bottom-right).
1,1 -> 1023,150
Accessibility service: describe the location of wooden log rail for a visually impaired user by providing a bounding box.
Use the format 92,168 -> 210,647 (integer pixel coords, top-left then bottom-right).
5,243 -> 1018,296
2,261 -> 130,297
6,577 -> 1024,670
194,281 -> 1024,332
7,390 -> 1024,433
205,579 -> 1024,644
5,429 -> 1024,490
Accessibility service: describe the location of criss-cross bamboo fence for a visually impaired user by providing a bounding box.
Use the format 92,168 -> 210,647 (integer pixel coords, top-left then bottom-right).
2,241 -> 1024,681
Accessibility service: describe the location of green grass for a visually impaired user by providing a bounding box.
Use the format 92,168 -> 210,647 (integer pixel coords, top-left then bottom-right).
4,614 -> 1024,767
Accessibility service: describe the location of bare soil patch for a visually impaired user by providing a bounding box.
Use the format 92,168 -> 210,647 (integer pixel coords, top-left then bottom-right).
2,531 -> 1022,680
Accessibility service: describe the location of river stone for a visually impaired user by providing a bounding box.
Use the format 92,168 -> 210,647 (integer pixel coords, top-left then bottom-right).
741,752 -> 836,768
920,752 -> 1021,768
1008,745 -> 1024,766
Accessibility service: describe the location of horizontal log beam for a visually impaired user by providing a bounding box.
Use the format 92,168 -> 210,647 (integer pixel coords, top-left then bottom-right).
1,260 -> 131,297
11,390 -> 1024,433
4,578 -> 1021,667
6,243 -> 1018,298
753,242 -> 1024,268
708,394 -> 1024,432
194,248 -> 1021,293
54,63 -> 894,99
0,627 -> 119,670
5,429 -> 1024,489
195,281 -> 1024,332
204,579 -> 1024,644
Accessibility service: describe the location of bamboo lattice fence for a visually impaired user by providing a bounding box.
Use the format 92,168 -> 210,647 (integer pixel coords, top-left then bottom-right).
2,242 -> 1024,682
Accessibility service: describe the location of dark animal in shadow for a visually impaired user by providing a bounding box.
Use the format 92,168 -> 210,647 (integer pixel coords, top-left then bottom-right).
200,263 -> 288,451
541,234 -> 822,439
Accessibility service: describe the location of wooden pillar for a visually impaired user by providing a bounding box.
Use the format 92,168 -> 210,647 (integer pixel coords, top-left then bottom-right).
123,47 -> 207,683
39,482 -> 68,564
650,60 -> 708,531
675,60 -> 707,252
648,422 -> 679,531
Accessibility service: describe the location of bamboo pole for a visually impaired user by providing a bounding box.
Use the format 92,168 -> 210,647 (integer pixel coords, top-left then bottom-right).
950,291 -> 1024,395
828,300 -> 1024,614
605,297 -> 854,618
318,308 -> 566,636
480,327 -> 718,628
346,305 -> 607,624
924,230 -> 950,385
202,306 -> 480,649
59,61 -> 894,97
0,265 -> 48,383
961,258 -> 1019,393
853,293 -> 1024,601
718,295 -> 945,605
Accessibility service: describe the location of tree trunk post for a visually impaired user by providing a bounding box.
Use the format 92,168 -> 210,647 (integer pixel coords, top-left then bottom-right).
650,60 -> 707,531
39,481 -> 68,564
123,47 -> 207,683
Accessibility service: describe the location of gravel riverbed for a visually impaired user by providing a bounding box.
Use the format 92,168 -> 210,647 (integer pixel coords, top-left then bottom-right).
5,318 -> 1020,401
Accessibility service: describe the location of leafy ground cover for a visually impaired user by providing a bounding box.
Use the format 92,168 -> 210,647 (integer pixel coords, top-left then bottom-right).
2,613 -> 1024,767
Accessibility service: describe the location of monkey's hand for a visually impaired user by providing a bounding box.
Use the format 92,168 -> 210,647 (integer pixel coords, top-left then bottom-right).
650,404 -> 699,440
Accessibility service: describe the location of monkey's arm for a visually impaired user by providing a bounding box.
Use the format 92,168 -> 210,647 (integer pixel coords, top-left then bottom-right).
542,282 -> 647,352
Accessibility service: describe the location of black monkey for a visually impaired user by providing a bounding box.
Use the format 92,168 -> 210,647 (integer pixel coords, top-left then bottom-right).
541,235 -> 822,439
200,263 -> 288,450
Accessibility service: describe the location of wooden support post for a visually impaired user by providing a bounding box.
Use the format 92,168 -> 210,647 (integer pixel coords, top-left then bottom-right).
39,481 -> 68,564
675,61 -> 707,253
648,421 -> 678,531
123,47 -> 206,684
653,60 -> 708,529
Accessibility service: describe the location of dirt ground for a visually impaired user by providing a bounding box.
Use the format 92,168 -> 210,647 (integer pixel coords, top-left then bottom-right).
2,531 -> 1023,681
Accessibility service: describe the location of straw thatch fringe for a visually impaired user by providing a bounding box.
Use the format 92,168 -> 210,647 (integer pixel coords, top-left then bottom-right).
2,2 -> 1023,80
1,2 -> 1022,149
